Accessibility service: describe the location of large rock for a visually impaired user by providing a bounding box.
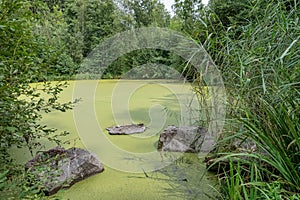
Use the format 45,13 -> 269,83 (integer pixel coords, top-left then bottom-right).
106,123 -> 146,135
157,125 -> 214,153
25,146 -> 104,195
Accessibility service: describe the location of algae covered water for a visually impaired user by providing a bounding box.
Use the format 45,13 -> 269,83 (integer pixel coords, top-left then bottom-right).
12,80 -> 218,199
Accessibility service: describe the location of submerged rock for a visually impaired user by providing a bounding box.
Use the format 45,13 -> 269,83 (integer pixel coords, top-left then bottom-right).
25,146 -> 104,195
158,125 -> 214,153
106,123 -> 146,135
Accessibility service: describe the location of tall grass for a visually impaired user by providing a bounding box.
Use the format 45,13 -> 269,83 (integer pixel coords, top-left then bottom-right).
147,1 -> 298,199
203,0 -> 300,199
217,93 -> 300,199
242,96 -> 300,187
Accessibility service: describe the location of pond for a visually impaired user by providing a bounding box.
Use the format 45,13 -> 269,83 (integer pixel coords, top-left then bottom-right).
11,80 -> 219,199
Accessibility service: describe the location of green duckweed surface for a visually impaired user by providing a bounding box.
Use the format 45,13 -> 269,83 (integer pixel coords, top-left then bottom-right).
11,80 -> 218,200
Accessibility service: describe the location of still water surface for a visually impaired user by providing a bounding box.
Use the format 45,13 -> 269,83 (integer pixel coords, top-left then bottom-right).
12,80 -> 218,199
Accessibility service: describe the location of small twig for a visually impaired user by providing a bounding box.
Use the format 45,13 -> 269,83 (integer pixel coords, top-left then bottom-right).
142,168 -> 149,178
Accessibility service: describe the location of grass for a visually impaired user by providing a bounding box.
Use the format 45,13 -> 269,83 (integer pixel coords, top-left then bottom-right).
143,2 -> 300,199
199,0 -> 300,199
3,0 -> 299,199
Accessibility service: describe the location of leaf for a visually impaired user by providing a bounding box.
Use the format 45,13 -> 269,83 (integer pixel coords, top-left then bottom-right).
6,127 -> 18,132
0,170 -> 8,180
279,36 -> 300,65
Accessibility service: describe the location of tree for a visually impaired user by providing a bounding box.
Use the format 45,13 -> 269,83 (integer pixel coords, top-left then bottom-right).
172,0 -> 204,37
122,0 -> 170,27
208,0 -> 249,28
0,0 -> 71,161
64,0 -> 120,62
96,0 -> 172,79
31,1 -> 76,78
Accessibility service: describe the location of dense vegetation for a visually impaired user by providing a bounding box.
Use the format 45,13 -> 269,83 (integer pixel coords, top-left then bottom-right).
0,0 -> 299,199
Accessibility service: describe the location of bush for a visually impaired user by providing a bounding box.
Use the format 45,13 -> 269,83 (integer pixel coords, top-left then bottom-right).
0,1 -> 72,197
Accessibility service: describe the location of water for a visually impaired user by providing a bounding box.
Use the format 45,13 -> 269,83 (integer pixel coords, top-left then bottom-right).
11,80 -> 218,199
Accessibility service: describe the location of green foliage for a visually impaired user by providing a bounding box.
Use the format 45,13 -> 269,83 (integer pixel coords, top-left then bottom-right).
64,0 -> 121,61
172,0 -> 205,37
240,96 -> 300,192
0,170 -> 8,190
219,159 -> 290,200
208,0 -> 251,27
0,0 -> 72,197
203,0 -> 300,199
32,2 -> 77,78
123,0 -> 170,27
104,48 -> 174,79
1,0 -> 299,198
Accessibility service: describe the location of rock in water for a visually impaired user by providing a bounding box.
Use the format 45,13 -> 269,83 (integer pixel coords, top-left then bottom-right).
25,146 -> 104,195
106,123 -> 146,135
157,125 -> 214,153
